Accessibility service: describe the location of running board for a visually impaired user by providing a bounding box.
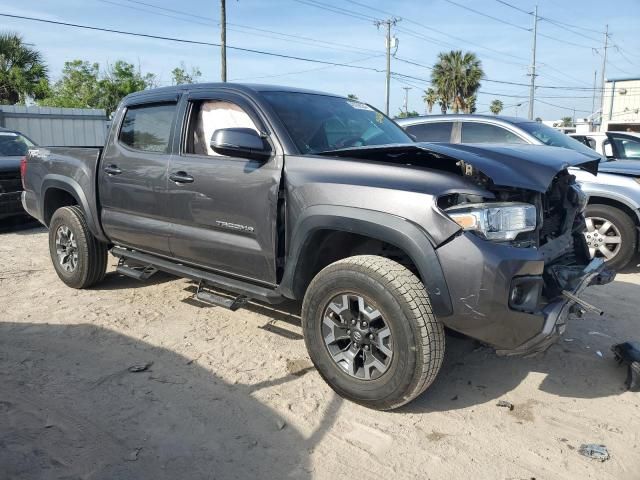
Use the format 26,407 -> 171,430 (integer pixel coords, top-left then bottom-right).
110,246 -> 284,304
196,281 -> 248,311
116,261 -> 158,281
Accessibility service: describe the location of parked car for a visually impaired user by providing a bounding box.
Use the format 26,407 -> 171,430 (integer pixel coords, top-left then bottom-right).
21,84 -> 612,409
570,131 -> 640,161
398,114 -> 640,269
0,127 -> 36,220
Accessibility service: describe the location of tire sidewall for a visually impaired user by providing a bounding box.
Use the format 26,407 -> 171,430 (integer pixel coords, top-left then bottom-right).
585,204 -> 636,270
303,265 -> 423,408
49,207 -> 90,288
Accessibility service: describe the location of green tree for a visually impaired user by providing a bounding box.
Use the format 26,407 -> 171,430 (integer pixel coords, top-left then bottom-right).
535,116 -> 542,122
464,94 -> 477,114
489,99 -> 504,115
347,93 -> 359,100
431,50 -> 483,114
0,33 -> 49,104
171,63 -> 201,85
98,61 -> 156,115
422,88 -> 437,114
561,116 -> 573,127
396,109 -> 420,119
39,60 -> 101,109
41,60 -> 155,115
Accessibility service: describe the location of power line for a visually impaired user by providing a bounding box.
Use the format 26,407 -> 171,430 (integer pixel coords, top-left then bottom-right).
444,0 -> 531,32
536,98 -> 592,113
0,12 -> 388,73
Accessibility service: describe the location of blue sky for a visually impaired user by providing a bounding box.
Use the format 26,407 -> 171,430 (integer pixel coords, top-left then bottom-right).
3,0 -> 639,119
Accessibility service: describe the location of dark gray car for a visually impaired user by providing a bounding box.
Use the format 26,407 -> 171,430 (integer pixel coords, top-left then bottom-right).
0,127 -> 35,220
398,114 -> 640,270
21,85 -> 612,410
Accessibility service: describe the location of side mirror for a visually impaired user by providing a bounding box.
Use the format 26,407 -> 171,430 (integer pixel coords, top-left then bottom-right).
210,128 -> 272,161
603,142 -> 614,158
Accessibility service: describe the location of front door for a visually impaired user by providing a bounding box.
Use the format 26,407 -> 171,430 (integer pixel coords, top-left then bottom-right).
166,91 -> 282,285
98,98 -> 178,255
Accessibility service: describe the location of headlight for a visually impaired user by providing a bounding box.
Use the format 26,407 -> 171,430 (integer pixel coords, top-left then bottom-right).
446,202 -> 537,241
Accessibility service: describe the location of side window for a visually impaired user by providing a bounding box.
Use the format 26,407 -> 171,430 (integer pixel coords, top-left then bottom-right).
119,103 -> 176,153
610,135 -> 640,160
405,122 -> 453,142
461,122 -> 526,144
185,100 -> 259,156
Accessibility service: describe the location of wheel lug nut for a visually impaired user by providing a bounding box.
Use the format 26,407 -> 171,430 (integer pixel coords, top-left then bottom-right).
351,319 -> 356,325
364,345 -> 370,351
361,321 -> 368,328
369,333 -> 374,339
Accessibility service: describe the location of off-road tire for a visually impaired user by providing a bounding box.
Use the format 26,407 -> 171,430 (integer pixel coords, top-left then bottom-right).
301,255 -> 445,410
585,203 -> 636,271
48,206 -> 108,288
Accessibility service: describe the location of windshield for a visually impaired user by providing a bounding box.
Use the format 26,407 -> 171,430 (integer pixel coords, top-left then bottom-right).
0,131 -> 35,157
518,121 -> 599,157
261,91 -> 412,154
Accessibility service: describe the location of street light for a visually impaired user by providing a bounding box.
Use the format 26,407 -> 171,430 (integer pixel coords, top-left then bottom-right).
514,103 -> 523,118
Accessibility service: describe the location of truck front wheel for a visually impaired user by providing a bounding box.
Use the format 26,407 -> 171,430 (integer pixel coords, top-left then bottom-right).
48,206 -> 107,289
301,255 -> 445,410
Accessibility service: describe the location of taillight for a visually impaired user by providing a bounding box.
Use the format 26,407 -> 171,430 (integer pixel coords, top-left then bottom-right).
20,156 -> 27,189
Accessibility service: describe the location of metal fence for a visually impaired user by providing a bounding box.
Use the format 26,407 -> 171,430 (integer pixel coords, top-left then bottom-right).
0,105 -> 108,147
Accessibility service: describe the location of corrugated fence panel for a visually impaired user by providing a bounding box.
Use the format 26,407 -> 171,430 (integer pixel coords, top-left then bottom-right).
0,105 -> 108,147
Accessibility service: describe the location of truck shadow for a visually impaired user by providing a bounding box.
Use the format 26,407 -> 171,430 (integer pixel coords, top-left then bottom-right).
0,322 -> 312,480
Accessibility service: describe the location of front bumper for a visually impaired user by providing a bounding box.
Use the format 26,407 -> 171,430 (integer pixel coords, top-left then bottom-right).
436,232 -> 614,355
0,191 -> 25,220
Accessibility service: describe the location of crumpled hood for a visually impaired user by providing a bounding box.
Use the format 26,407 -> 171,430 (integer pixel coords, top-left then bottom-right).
321,143 -> 601,192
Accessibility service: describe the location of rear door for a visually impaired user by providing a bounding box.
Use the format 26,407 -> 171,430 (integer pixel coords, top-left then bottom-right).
166,89 -> 282,285
98,92 -> 179,255
460,122 -> 528,144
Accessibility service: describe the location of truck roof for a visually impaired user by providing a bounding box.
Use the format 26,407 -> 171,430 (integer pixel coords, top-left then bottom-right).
123,83 -> 343,102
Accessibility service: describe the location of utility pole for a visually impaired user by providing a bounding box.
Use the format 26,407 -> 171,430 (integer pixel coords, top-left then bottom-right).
375,18 -> 400,116
598,24 -> 609,130
527,5 -> 538,120
591,69 -> 597,117
220,0 -> 227,82
402,87 -> 411,116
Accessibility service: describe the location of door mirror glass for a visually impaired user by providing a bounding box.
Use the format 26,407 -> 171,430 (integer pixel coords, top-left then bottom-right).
210,128 -> 272,161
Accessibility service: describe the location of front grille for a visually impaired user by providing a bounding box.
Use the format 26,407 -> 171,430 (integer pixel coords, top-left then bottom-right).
0,171 -> 22,195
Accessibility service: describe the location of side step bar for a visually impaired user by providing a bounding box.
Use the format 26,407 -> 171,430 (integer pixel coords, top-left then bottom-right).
196,281 -> 248,311
110,246 -> 284,305
116,259 -> 158,281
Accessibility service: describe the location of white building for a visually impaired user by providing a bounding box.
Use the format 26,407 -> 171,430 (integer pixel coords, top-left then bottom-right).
601,76 -> 640,132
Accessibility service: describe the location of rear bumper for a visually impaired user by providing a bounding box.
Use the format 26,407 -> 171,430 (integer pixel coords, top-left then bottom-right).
0,191 -> 25,219
436,232 -> 614,355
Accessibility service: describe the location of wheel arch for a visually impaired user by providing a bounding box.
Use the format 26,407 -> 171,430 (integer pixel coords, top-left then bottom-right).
41,175 -> 107,242
279,205 -> 453,317
587,195 -> 640,227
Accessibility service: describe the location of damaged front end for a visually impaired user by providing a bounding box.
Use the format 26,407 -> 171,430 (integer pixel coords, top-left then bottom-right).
435,154 -> 615,355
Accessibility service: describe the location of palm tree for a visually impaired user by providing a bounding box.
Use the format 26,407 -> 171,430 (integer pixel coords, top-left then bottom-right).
561,116 -> 573,127
489,99 -> 504,115
464,94 -> 477,114
422,88 -> 437,114
431,50 -> 483,114
0,33 -> 48,104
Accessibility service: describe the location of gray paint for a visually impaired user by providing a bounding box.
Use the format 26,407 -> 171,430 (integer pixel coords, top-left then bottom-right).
0,105 -> 108,147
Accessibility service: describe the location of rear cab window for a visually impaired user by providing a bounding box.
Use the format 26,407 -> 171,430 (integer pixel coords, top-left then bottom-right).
0,131 -> 35,156
405,122 -> 453,142
119,103 -> 176,153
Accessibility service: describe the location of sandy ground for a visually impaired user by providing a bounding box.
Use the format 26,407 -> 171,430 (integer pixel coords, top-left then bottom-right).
1,223 -> 639,480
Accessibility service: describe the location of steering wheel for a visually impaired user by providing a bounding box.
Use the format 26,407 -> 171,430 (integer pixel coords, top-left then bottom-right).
333,135 -> 365,149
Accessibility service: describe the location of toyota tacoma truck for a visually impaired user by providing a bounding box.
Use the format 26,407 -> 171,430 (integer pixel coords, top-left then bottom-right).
21,84 -> 613,410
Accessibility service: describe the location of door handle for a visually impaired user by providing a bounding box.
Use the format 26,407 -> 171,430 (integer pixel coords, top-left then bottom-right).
169,171 -> 194,184
103,164 -> 122,175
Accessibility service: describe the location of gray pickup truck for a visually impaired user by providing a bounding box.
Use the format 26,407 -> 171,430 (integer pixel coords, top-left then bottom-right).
21,83 -> 613,409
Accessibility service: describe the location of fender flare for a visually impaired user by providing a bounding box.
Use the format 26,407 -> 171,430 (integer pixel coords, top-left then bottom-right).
41,175 -> 108,242
279,205 -> 453,317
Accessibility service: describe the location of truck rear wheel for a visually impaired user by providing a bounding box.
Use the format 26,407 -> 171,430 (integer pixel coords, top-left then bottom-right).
48,206 -> 107,289
301,255 -> 445,410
